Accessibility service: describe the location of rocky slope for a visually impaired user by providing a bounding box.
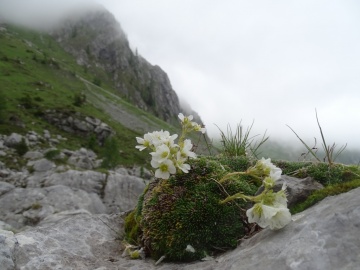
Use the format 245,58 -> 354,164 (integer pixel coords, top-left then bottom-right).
1,129 -> 359,269
1,176 -> 359,269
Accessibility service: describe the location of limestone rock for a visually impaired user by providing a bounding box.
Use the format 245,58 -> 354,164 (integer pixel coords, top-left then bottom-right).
0,181 -> 14,196
23,151 -> 44,160
0,230 -> 16,270
30,158 -> 56,172
43,169 -> 107,196
1,187 -> 359,270
103,172 -> 146,213
0,185 -> 106,229
67,148 -> 98,169
4,133 -> 23,147
42,110 -> 114,144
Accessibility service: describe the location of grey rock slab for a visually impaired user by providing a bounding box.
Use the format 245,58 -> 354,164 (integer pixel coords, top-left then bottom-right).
12,212 -> 126,270
67,149 -> 97,169
0,181 -> 15,196
103,172 -> 146,213
0,230 -> 17,270
4,133 -> 23,147
0,185 -> 106,230
3,187 -> 360,270
23,151 -> 44,160
31,158 -> 55,172
44,170 -> 107,195
0,220 -> 14,231
2,171 -> 28,188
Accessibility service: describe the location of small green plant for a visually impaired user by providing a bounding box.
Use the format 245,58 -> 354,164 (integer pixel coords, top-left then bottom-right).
86,134 -> 98,152
15,138 -> 29,156
216,121 -> 268,158
93,77 -> 102,87
44,149 -> 61,160
73,92 -> 86,107
287,109 -> 347,166
18,94 -> 35,109
101,137 -> 121,169
31,202 -> 42,210
0,91 -> 7,123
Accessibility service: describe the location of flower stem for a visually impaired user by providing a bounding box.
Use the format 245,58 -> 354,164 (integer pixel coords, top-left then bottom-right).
220,192 -> 262,204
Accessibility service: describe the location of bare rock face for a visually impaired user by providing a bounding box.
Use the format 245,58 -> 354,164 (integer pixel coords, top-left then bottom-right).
0,185 -> 106,229
103,172 -> 147,213
43,169 -> 107,196
42,110 -> 114,145
1,187 -> 359,270
4,133 -> 24,147
52,7 -> 182,125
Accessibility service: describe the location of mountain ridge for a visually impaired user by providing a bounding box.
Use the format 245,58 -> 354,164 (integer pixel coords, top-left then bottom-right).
50,6 -> 199,126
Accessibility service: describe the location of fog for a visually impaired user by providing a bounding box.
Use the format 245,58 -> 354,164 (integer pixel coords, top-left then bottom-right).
1,0 -> 359,151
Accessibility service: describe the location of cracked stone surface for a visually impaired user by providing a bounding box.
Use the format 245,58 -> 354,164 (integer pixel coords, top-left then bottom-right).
1,187 -> 359,270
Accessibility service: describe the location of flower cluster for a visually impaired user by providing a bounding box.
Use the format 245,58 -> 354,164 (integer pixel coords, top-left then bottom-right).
135,113 -> 206,179
220,158 -> 291,230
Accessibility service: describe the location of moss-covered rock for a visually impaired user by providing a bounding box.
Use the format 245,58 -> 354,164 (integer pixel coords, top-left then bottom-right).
125,156 -> 258,262
274,160 -> 359,186
290,178 -> 360,214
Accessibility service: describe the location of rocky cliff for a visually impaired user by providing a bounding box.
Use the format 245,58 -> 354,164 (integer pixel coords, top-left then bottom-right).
51,7 -> 183,125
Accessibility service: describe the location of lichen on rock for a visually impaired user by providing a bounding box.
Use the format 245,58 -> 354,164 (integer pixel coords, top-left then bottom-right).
125,156 -> 259,262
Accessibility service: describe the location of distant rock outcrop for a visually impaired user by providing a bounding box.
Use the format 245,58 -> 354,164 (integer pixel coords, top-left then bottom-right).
42,110 -> 114,145
51,7 -> 184,125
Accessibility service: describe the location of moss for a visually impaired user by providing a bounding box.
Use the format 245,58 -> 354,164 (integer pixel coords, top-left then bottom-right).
134,156 -> 257,262
290,179 -> 360,214
305,163 -> 345,185
44,149 -> 61,160
273,160 -> 360,186
273,160 -> 312,176
124,210 -> 141,245
208,155 -> 252,172
14,138 -> 29,156
31,202 -> 42,210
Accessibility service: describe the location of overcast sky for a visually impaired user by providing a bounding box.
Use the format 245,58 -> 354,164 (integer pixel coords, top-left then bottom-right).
1,0 -> 359,149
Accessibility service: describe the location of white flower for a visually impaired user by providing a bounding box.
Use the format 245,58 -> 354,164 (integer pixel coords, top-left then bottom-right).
258,158 -> 282,180
273,183 -> 288,206
192,122 -> 206,134
150,144 -> 171,163
246,203 -> 269,228
179,139 -> 196,159
263,176 -> 276,189
151,130 -> 170,146
135,132 -> 154,151
176,152 -> 191,173
185,244 -> 195,253
246,202 -> 291,230
267,204 -> 292,230
151,159 -> 176,179
178,113 -> 193,123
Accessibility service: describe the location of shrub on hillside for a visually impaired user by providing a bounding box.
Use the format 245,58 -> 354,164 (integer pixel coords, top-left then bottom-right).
101,137 -> 121,169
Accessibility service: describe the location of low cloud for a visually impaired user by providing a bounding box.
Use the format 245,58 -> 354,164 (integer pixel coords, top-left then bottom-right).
0,0 -> 101,30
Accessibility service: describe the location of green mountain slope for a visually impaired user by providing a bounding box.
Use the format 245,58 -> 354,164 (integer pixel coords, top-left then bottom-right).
0,23 -> 195,167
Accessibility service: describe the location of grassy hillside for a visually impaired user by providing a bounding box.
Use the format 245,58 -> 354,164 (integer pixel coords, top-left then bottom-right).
0,23 -> 190,167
